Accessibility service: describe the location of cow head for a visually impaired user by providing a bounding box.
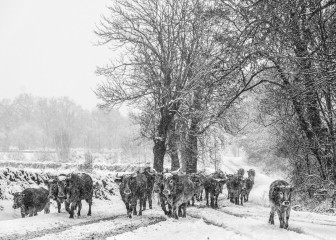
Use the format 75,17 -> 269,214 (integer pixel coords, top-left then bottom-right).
247,169 -> 255,182
57,174 -> 69,199
162,174 -> 179,196
117,173 -> 138,196
213,178 -> 227,194
12,192 -> 24,209
275,185 -> 294,207
189,173 -> 203,187
241,178 -> 247,191
45,178 -> 58,200
153,173 -> 164,193
237,168 -> 245,178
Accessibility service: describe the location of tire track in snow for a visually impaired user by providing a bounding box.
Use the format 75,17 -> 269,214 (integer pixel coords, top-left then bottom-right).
187,206 -> 321,240
1,214 -> 166,240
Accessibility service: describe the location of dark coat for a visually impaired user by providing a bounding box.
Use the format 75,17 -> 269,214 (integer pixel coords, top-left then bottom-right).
12,187 -> 50,218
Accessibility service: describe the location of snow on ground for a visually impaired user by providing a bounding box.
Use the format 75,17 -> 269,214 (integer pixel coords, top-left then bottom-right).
109,216 -> 249,240
1,152 -> 336,239
0,196 -> 126,238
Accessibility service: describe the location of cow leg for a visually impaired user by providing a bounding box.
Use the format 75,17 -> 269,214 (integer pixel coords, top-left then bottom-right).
149,192 -> 152,209
143,195 -> 147,210
86,198 -> 92,216
20,206 -> 26,218
65,201 -> 71,213
214,194 -> 219,208
269,205 -> 275,224
160,197 -> 168,215
44,202 -> 50,214
205,190 -> 209,206
240,194 -> 243,206
210,192 -> 214,208
284,207 -> 291,229
77,201 -> 82,217
178,205 -> 182,217
28,207 -> 34,217
132,198 -> 137,215
139,197 -> 144,216
200,190 -> 203,201
57,200 -> 61,213
172,205 -> 178,219
182,203 -> 187,218
125,202 -> 132,218
277,208 -> 284,228
229,191 -> 234,203
167,202 -> 172,217
69,202 -> 77,218
191,196 -> 195,206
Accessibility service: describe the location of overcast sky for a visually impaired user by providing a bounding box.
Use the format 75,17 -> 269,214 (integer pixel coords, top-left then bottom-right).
0,0 -> 113,110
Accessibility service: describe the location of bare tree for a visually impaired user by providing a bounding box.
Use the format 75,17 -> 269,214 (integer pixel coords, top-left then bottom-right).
95,0 -> 219,171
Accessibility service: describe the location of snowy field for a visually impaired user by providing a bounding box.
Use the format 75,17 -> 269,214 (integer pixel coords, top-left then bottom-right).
1,154 -> 336,240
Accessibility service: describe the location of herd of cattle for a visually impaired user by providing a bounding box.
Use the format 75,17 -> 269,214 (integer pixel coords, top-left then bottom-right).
6,167 -> 294,229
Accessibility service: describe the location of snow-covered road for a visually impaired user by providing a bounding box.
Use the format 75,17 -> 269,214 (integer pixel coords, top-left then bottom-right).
1,154 -> 336,240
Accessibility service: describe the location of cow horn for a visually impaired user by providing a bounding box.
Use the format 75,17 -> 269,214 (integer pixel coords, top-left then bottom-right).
131,172 -> 137,177
171,167 -> 181,175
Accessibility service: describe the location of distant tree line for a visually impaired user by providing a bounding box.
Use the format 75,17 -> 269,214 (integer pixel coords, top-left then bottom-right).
0,94 -> 149,162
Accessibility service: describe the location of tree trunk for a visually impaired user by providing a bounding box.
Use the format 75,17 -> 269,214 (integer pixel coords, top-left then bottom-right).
153,139 -> 166,172
180,130 -> 188,172
186,117 -> 199,174
168,122 -> 180,171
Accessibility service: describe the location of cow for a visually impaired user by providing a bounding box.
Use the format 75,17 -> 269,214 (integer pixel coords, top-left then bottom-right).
44,177 -> 69,213
12,187 -> 50,218
204,173 -> 227,208
142,168 -> 155,210
57,173 -> 93,218
247,169 -> 255,183
269,180 -> 294,229
241,178 -> 254,202
115,172 -> 147,218
226,174 -> 234,199
242,169 -> 256,202
239,178 -> 248,205
162,171 -> 195,219
226,175 -> 244,205
153,172 -> 171,216
238,168 -> 245,178
189,172 -> 206,205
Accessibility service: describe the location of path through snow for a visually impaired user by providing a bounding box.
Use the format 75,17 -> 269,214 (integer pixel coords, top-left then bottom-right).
1,154 -> 336,239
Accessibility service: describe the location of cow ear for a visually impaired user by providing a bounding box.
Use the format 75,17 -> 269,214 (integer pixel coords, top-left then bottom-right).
44,179 -> 49,186
114,177 -> 122,183
290,186 -> 294,192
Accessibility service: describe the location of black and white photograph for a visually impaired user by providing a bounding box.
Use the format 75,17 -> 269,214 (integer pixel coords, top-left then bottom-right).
1,0 -> 336,239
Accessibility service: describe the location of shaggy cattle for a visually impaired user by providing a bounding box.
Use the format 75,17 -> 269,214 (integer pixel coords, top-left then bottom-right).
242,169 -> 256,202
12,187 -> 50,218
238,168 -> 245,178
44,177 -> 69,213
241,178 -> 254,202
247,169 -> 256,183
153,172 -> 171,216
115,172 -> 148,218
204,172 -> 227,208
57,173 -> 93,218
269,180 -> 293,229
142,169 -> 155,210
226,175 -> 244,205
162,171 -> 195,219
189,172 -> 206,205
